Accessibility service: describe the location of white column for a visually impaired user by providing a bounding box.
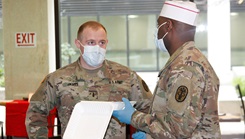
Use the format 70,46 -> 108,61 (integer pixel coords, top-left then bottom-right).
207,0 -> 231,83
48,0 -> 56,73
3,0 -> 51,99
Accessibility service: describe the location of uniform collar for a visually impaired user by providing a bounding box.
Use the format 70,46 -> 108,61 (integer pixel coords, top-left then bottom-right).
158,41 -> 195,77
75,58 -> 110,78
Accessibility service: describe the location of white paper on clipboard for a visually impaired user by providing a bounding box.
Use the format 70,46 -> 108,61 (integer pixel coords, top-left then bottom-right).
63,101 -> 113,139
63,100 -> 137,139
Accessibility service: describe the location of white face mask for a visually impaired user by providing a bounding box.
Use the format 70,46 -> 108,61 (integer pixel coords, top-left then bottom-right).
154,22 -> 168,52
81,45 -> 106,67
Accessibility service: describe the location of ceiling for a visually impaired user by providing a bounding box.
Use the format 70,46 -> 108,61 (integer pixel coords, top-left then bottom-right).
58,0 -> 245,16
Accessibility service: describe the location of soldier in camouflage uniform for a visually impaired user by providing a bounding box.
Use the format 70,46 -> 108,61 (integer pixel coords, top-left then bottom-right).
113,1 -> 221,139
25,21 -> 152,139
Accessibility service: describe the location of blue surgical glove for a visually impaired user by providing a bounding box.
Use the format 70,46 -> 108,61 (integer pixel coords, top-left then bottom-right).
132,131 -> 146,139
112,97 -> 135,124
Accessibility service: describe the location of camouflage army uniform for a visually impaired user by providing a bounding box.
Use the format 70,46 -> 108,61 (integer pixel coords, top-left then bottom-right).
25,58 -> 152,139
131,41 -> 221,139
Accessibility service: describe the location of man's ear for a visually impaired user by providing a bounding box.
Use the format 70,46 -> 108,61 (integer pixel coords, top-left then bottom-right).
74,39 -> 81,49
166,20 -> 173,32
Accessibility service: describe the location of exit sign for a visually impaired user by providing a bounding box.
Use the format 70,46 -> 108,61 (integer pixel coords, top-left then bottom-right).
15,32 -> 36,48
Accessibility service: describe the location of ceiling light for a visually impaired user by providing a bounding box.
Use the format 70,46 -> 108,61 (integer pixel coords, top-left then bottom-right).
128,15 -> 138,18
237,0 -> 244,4
230,12 -> 238,16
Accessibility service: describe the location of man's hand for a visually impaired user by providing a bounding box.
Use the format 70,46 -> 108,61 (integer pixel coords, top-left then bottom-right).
132,131 -> 146,139
112,97 -> 135,124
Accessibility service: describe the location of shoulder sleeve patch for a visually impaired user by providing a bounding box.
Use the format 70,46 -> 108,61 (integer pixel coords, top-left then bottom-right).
175,85 -> 188,102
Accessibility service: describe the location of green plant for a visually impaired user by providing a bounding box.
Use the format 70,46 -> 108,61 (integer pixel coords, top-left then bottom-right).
232,76 -> 245,96
60,42 -> 77,66
61,42 -> 76,61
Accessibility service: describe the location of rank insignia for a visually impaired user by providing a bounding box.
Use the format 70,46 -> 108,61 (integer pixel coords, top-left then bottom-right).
175,85 -> 188,102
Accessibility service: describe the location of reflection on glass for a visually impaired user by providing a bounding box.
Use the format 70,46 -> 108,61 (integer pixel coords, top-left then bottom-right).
59,10 -> 245,71
231,12 -> 245,66
100,16 -> 127,66
128,15 -> 158,70
195,12 -> 207,55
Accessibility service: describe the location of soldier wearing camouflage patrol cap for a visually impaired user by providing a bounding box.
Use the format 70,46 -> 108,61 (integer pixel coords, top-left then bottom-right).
113,0 -> 221,138
25,21 -> 153,139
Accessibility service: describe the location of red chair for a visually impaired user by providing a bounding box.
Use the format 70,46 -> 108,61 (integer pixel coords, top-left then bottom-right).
5,100 -> 56,138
